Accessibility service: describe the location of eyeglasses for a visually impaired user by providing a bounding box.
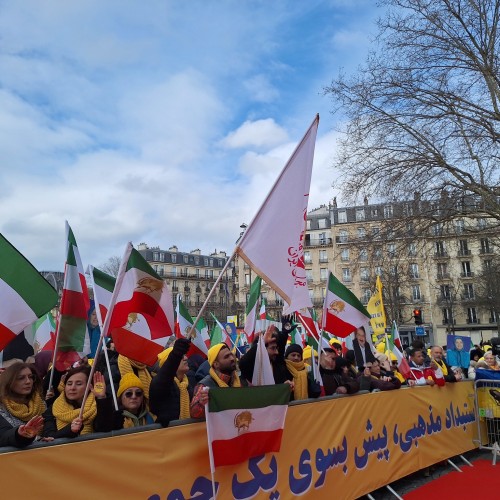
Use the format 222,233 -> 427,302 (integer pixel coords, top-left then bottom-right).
123,390 -> 143,398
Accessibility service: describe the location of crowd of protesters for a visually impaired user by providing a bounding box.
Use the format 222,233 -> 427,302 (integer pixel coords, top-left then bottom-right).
1,311 -> 499,450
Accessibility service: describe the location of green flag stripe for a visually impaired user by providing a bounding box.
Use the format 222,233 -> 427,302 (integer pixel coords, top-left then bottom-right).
93,268 -> 116,293
246,276 -> 262,313
328,273 -> 370,317
66,242 -> 77,267
67,225 -> 77,247
208,384 -> 290,412
0,234 -> 58,314
127,248 -> 161,279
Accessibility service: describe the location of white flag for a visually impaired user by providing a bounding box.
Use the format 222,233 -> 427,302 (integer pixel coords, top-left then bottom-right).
236,115 -> 319,315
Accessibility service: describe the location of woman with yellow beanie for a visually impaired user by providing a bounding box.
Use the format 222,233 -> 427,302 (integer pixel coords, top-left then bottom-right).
42,366 -> 103,438
94,372 -> 155,431
149,338 -> 192,427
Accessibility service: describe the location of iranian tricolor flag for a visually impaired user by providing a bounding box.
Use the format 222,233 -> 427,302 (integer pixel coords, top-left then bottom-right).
209,312 -> 232,348
297,308 -> 320,342
55,224 -> 91,369
322,272 -> 371,338
391,319 -> 403,350
0,234 -> 58,351
175,294 -> 210,356
89,266 -> 115,324
24,312 -> 57,353
385,324 -> 411,379
206,384 -> 289,468
251,332 -> 275,386
106,243 -> 175,366
235,115 -> 319,315
243,276 -> 261,344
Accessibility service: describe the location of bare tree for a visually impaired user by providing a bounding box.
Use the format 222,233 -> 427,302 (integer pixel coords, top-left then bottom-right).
99,256 -> 121,277
474,254 -> 500,333
325,0 -> 500,224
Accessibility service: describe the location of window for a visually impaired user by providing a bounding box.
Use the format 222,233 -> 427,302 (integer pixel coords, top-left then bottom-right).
435,241 -> 445,257
306,270 -> 313,282
306,220 -> 311,230
372,227 -> 381,239
360,267 -> 369,281
432,223 -> 443,236
319,249 -> 328,262
209,270 -> 214,278
194,256 -> 199,265
371,208 -> 379,217
172,266 -> 177,277
319,232 -> 328,244
458,239 -> 469,256
339,230 -> 348,243
357,227 -> 366,239
153,253 -> 159,261
183,255 -> 188,264
320,268 -> 328,281
159,253 -> 165,262
245,274 -> 250,285
375,266 -> 383,277
437,262 -> 448,279
318,218 -> 327,229
410,263 -> 420,279
195,269 -> 200,278
341,248 -> 350,261
455,219 -> 465,234
172,280 -> 178,292
442,308 -> 453,325
467,307 -> 478,324
153,265 -> 158,272
389,265 -> 398,277
362,289 -> 371,304
463,283 -> 474,300
158,267 -> 164,277
440,285 -> 451,299
355,208 -> 365,221
478,218 -> 486,229
338,210 -> 347,223
204,258 -> 208,266
210,259 -> 214,266
408,243 -> 417,257
388,243 -> 396,257
480,238 -> 491,254
276,293 -> 284,306
483,259 -> 492,271
461,261 -> 472,277
205,269 -> 209,278
308,289 -> 314,299
374,247 -> 382,260
412,285 -> 421,300
403,203 -> 413,216
342,268 -> 351,282
171,254 -> 177,263
359,249 -> 368,262
384,205 -> 393,218
387,228 -> 395,240
304,251 -> 312,264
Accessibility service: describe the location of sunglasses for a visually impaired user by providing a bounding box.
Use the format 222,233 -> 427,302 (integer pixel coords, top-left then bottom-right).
123,390 -> 143,398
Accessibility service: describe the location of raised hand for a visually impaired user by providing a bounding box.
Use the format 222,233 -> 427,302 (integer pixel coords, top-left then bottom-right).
18,415 -> 44,439
91,371 -> 106,399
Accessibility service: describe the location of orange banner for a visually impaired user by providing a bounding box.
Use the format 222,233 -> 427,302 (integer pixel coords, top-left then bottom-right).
0,382 -> 477,499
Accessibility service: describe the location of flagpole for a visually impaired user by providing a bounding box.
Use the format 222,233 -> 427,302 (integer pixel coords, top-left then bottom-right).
203,392 -> 218,499
88,265 -> 119,411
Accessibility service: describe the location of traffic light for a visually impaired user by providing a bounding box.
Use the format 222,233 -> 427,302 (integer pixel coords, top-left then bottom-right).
413,309 -> 423,325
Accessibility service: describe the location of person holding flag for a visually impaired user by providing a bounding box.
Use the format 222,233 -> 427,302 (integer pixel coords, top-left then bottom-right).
190,343 -> 242,419
150,338 -> 193,427
284,344 -> 321,400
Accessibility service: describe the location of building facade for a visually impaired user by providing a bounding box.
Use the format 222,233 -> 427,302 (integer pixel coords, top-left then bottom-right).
138,243 -> 234,326
233,196 -> 499,348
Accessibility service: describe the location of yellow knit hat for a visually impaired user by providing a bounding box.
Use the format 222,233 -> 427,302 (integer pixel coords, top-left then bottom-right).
376,342 -> 385,353
388,352 -> 397,362
329,338 -> 341,348
117,372 -> 145,398
157,347 -> 173,368
303,345 -> 318,360
208,343 -> 227,366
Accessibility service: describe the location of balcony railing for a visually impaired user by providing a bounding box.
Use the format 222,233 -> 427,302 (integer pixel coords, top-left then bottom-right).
436,272 -> 450,279
457,250 -> 471,257
306,238 -> 333,247
460,272 -> 474,278
434,251 -> 449,258
466,318 -> 480,324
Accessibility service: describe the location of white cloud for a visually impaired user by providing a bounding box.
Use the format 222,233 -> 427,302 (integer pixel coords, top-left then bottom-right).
221,119 -> 289,150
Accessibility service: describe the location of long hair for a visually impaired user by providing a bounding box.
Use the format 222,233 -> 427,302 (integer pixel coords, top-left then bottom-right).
0,362 -> 42,402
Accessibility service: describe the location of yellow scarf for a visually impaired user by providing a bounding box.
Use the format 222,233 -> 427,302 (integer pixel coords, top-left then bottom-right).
174,376 -> 190,419
3,392 -> 46,422
209,367 -> 241,388
285,360 -> 308,400
122,408 -> 151,429
118,355 -> 152,399
52,393 -> 97,435
393,370 -> 406,383
436,360 -> 448,376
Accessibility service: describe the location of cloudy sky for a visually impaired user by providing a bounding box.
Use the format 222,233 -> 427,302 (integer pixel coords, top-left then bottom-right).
0,0 -> 381,271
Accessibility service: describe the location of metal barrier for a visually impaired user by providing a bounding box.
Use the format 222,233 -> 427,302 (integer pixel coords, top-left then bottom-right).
474,378 -> 500,464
